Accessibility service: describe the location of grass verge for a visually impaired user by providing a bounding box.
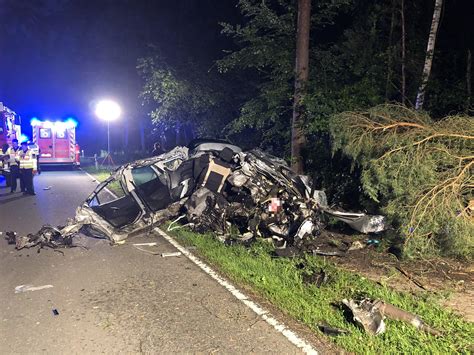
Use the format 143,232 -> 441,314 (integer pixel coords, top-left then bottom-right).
81,165 -> 113,182
168,227 -> 473,354
83,165 -> 473,352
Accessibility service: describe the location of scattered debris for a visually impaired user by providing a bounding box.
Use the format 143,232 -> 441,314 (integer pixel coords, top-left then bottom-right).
161,252 -> 182,257
342,298 -> 442,336
379,301 -> 442,336
342,298 -> 386,335
5,225 -> 73,250
318,324 -> 350,336
312,249 -> 345,257
15,284 -> 54,293
366,239 -> 381,247
348,241 -> 365,251
132,242 -> 158,247
302,268 -> 328,287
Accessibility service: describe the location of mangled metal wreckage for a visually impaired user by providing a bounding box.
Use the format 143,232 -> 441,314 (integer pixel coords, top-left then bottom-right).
52,140 -> 385,249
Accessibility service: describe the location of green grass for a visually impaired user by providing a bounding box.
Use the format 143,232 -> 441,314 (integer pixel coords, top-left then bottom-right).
81,166 -> 125,196
84,165 -> 473,352
81,166 -> 114,183
168,227 -> 474,354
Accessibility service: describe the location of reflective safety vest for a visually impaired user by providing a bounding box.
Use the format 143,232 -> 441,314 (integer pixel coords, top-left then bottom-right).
6,146 -> 21,166
19,149 -> 37,170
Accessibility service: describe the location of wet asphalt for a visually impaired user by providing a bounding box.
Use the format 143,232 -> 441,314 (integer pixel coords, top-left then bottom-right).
0,170 -> 306,353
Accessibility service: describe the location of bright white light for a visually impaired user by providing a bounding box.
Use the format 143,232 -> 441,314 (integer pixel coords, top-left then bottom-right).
95,100 -> 121,122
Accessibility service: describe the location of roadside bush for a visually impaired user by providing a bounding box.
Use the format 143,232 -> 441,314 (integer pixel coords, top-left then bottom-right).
330,104 -> 474,260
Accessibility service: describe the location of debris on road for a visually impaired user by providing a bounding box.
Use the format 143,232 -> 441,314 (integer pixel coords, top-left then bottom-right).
14,284 -> 54,293
43,186 -> 52,190
133,242 -> 158,247
342,298 -> 442,336
52,309 -> 59,316
5,225 -> 73,250
161,252 -> 182,257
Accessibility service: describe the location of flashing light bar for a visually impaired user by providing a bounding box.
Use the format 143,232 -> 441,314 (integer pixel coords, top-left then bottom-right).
30,117 -> 77,129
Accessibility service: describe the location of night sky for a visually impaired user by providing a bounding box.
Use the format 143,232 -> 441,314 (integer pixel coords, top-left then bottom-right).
0,0 -> 240,154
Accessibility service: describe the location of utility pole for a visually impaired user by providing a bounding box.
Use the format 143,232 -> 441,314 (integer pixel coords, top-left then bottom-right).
291,0 -> 311,174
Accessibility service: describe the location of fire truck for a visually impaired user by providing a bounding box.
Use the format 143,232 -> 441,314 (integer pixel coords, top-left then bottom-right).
0,102 -> 22,184
31,118 -> 80,167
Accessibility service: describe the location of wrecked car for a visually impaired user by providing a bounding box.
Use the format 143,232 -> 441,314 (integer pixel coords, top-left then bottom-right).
55,139 -> 386,249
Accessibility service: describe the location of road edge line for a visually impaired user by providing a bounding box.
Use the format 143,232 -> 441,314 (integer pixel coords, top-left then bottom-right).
154,227 -> 318,355
80,168 -> 99,183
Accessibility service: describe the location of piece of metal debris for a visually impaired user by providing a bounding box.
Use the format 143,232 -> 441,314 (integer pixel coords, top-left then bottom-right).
15,284 -> 54,293
342,298 -> 442,336
161,252 -> 182,257
43,186 -> 52,191
318,324 -> 350,336
342,298 -> 386,335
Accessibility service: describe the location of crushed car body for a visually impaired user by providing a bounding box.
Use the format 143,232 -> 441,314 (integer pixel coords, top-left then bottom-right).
52,140 -> 386,248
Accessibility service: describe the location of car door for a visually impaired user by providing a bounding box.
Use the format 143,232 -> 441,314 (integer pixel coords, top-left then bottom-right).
87,176 -> 143,229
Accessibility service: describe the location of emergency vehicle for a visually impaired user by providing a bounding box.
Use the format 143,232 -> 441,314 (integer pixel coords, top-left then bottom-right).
31,118 -> 80,167
0,102 -> 22,184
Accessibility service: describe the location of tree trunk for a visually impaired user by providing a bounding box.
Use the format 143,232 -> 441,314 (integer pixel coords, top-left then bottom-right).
123,121 -> 129,149
400,0 -> 406,105
385,0 -> 396,100
415,0 -> 443,110
139,121 -> 146,152
291,0 -> 311,174
466,48 -> 472,113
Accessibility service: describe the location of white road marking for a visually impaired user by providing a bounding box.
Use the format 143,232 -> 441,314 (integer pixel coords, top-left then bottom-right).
81,168 -> 100,184
154,227 -> 318,355
80,167 -> 318,354
80,168 -> 117,198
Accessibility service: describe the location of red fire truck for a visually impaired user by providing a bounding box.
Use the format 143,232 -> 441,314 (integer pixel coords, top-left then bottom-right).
31,118 -> 80,167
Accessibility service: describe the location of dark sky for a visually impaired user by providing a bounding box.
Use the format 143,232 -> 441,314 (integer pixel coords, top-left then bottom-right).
0,0 -> 240,153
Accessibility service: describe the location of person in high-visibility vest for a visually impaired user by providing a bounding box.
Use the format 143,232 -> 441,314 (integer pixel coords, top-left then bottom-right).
19,141 -> 37,195
6,139 -> 22,193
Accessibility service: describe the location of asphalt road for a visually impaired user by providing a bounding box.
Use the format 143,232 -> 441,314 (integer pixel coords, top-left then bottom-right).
0,170 -> 311,353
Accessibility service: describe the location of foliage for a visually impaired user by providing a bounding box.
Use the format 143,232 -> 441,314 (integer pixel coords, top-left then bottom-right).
170,226 -> 474,354
138,54 -> 236,136
331,105 -> 474,259
217,0 -> 353,153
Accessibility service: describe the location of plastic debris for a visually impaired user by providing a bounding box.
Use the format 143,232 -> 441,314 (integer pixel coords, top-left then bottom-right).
348,241 -> 365,251
161,252 -> 182,257
15,284 -> 54,293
